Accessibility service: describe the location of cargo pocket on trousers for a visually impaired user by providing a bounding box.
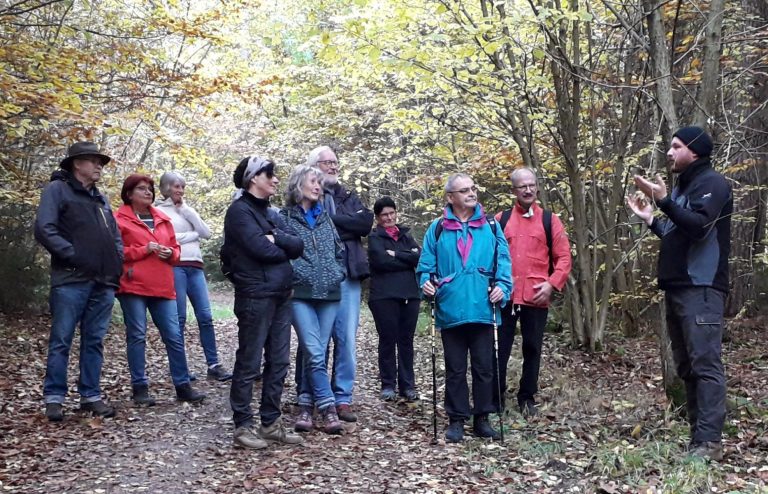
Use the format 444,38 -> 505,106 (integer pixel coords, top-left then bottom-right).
695,313 -> 721,327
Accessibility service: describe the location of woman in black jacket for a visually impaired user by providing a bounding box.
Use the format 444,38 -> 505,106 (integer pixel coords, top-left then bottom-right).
223,156 -> 305,450
367,196 -> 422,402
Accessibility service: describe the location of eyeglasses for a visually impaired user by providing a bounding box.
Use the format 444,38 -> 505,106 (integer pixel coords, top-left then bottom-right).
317,160 -> 339,168
256,166 -> 276,179
134,186 -> 153,193
448,185 -> 478,194
513,184 -> 537,191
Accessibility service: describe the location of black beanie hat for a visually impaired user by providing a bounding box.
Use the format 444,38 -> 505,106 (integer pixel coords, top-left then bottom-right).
672,126 -> 713,158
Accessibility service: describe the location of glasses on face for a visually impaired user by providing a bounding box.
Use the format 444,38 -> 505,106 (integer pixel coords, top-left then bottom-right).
513,184 -> 537,191
448,185 -> 478,194
134,185 -> 152,193
317,160 -> 339,169
256,166 -> 276,179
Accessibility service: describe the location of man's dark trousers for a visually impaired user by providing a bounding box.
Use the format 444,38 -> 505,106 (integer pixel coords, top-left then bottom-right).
493,304 -> 548,409
665,287 -> 726,444
441,323 -> 495,421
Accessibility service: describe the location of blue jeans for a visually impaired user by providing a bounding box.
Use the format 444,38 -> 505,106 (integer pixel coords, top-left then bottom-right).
292,299 -> 339,410
331,279 -> 361,405
44,282 -> 115,404
173,266 -> 219,366
230,295 -> 292,428
118,294 -> 191,387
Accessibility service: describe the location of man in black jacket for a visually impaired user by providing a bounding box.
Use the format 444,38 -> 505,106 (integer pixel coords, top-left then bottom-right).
627,126 -> 731,461
308,145 -> 374,422
224,156 -> 305,450
34,142 -> 123,422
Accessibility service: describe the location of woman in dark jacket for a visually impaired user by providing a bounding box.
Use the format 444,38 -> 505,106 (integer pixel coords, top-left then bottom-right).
280,165 -> 347,434
367,196 -> 422,402
223,156 -> 305,450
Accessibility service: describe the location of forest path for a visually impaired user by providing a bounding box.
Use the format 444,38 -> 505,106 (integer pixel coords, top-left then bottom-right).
1,289 -> 766,493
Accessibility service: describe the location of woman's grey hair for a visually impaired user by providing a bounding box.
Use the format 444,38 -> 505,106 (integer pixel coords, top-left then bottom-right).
445,173 -> 473,193
284,165 -> 324,207
159,171 -> 185,198
306,145 -> 335,167
510,167 -> 538,186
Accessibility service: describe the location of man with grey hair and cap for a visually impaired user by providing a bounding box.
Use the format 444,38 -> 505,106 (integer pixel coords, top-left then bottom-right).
223,156 -> 305,449
34,141 -> 124,422
304,145 -> 373,423
627,126 -> 732,461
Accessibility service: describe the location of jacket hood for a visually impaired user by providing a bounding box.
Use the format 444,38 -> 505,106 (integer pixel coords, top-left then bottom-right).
50,169 -> 71,182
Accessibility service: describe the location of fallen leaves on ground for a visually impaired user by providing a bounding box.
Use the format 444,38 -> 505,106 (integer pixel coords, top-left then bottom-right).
1,294 -> 767,493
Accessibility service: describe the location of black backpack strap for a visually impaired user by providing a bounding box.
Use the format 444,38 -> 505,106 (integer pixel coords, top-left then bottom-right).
499,208 -> 512,232
543,209 -> 553,275
487,215 -> 499,284
434,218 -> 444,241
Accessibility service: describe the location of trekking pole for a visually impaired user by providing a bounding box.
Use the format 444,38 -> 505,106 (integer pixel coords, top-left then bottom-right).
429,295 -> 438,445
492,302 -> 505,444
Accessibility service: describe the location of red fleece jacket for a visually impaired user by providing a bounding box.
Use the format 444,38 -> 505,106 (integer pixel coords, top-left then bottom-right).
495,202 -> 572,307
115,204 -> 180,299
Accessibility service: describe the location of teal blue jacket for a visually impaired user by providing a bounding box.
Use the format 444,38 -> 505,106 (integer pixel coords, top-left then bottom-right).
417,204 -> 512,329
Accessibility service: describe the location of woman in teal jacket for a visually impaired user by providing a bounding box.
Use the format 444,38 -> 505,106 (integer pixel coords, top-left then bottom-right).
417,173 -> 512,443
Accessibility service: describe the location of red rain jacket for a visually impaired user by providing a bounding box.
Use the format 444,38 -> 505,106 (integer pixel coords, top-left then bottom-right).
115,204 -> 180,299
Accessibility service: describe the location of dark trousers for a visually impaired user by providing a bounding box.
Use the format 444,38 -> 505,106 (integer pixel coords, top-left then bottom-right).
665,287 -> 726,444
230,295 -> 292,429
441,324 -> 495,421
368,298 -> 420,393
493,304 -> 548,409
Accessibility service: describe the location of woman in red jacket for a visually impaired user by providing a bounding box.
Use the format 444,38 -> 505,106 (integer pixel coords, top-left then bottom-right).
115,174 -> 204,406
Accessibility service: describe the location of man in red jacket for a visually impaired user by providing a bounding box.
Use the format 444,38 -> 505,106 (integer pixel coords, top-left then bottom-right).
494,167 -> 572,417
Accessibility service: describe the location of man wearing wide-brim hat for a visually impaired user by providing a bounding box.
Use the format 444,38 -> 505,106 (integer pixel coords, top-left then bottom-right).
34,141 -> 124,422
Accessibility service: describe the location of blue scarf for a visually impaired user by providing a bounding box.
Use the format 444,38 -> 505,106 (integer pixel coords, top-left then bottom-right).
303,202 -> 323,229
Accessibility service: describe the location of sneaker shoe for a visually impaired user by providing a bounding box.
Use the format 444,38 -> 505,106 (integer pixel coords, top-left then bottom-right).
207,364 -> 233,382
294,405 -> 314,432
445,420 -> 464,443
321,405 -> 343,435
259,418 -> 304,445
45,403 -> 63,422
380,388 -> 397,401
472,414 -> 501,440
234,426 -> 268,449
337,404 -> 357,422
689,441 -> 724,461
131,385 -> 156,407
175,383 -> 206,403
402,389 -> 420,402
80,400 -> 116,418
520,400 -> 538,418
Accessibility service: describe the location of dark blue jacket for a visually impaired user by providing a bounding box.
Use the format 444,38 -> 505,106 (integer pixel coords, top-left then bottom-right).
223,192 -> 304,298
280,204 -> 346,301
323,183 -> 373,281
34,170 -> 123,288
651,158 -> 732,293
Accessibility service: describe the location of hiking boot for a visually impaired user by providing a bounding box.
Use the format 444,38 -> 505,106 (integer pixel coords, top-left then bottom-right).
207,364 -> 233,382
520,400 -> 538,418
259,418 -> 304,445
175,383 -> 205,403
445,420 -> 464,443
321,405 -> 343,435
380,388 -> 397,401
337,404 -> 357,422
46,403 -> 63,422
473,414 -> 501,440
189,372 -> 197,382
132,385 -> 156,407
689,441 -> 724,461
402,389 -> 420,402
234,426 -> 268,449
80,400 -> 116,418
294,405 -> 314,432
